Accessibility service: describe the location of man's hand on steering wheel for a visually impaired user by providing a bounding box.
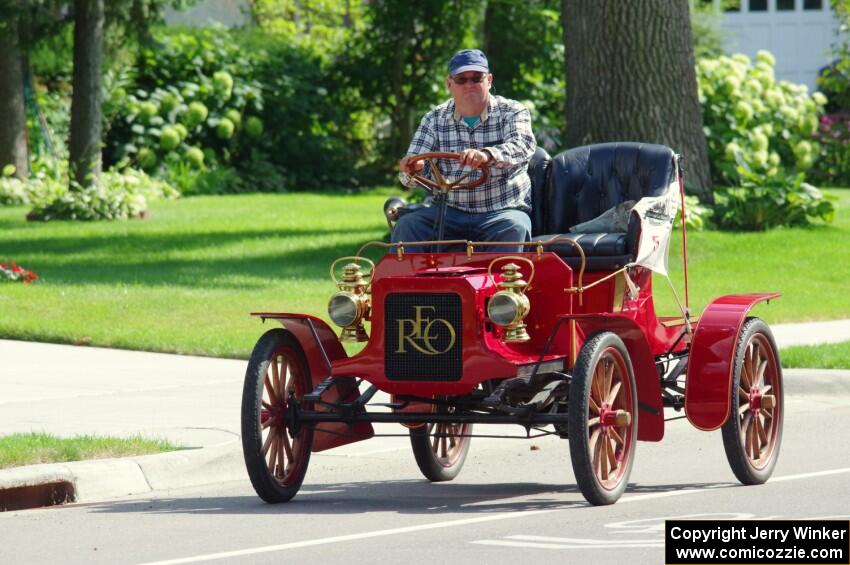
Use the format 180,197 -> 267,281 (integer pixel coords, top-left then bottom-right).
399,155 -> 425,175
399,151 -> 490,191
458,148 -> 490,169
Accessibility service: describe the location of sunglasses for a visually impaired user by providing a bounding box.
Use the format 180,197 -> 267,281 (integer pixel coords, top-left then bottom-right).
451,74 -> 487,85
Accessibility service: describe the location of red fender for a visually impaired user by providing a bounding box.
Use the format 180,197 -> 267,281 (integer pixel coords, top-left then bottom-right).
570,314 -> 665,442
684,293 -> 781,430
251,312 -> 374,451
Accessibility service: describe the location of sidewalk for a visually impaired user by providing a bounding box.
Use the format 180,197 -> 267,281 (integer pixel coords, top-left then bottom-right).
2,319 -> 850,507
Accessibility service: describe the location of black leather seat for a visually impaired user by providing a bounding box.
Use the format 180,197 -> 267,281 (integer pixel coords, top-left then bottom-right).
528,142 -> 676,271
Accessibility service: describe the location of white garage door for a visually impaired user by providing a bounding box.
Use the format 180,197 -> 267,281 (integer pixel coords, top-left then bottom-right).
707,0 -> 840,90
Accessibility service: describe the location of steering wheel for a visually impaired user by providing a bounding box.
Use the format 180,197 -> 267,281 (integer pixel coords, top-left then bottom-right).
407,151 -> 490,192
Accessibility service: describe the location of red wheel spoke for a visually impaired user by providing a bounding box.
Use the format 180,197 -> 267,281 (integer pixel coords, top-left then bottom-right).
264,375 -> 277,404
281,430 -> 293,463
610,427 -> 625,447
590,428 -> 601,470
604,359 -> 615,401
599,436 -> 609,480
742,348 -> 753,389
268,434 -> 279,474
751,420 -> 760,459
278,358 -> 288,399
606,437 -> 617,472
589,396 -> 600,415
756,358 -> 768,387
262,417 -> 273,430
751,342 -> 762,384
605,381 -> 622,406
262,429 -> 274,456
742,413 -> 753,453
756,414 -> 767,449
277,434 -> 286,476
270,357 -> 280,400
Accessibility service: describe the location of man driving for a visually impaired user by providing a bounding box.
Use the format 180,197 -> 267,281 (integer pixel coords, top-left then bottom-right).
394,48 -> 537,252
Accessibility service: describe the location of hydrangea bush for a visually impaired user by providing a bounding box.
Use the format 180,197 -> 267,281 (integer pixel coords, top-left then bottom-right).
697,51 -> 834,230
26,168 -> 178,222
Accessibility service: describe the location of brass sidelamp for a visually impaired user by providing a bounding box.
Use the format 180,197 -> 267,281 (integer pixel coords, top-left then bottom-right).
487,257 -> 534,343
328,257 -> 374,342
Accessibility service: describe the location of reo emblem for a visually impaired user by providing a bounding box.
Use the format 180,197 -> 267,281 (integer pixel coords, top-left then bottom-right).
396,305 -> 457,355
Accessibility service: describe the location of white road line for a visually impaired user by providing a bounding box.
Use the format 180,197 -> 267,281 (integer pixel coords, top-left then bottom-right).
136,466 -> 850,565
508,535 -> 663,545
471,540 -> 662,550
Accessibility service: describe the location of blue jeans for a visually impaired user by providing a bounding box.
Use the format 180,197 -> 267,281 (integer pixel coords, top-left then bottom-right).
391,205 -> 531,253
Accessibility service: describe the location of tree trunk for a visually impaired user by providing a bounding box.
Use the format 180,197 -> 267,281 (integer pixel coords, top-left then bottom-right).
0,18 -> 29,180
69,0 -> 104,189
562,0 -> 713,201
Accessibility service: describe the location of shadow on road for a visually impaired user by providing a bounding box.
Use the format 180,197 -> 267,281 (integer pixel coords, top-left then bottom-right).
82,478 -> 736,517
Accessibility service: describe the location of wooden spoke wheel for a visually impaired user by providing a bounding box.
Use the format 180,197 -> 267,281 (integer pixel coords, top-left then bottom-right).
722,318 -> 784,485
410,415 -> 472,482
241,329 -> 313,503
568,332 -> 637,505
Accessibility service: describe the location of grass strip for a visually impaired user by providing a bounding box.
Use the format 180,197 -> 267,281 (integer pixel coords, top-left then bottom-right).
0,432 -> 177,469
781,341 -> 850,370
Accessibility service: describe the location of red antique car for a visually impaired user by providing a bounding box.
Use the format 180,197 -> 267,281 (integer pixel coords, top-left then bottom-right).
240,142 -> 783,506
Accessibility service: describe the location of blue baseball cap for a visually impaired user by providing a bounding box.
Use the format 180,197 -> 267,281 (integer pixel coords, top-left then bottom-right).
449,49 -> 489,76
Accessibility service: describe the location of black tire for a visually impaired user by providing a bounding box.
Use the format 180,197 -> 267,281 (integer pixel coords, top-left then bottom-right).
568,332 -> 638,505
721,317 -> 783,485
241,328 -> 313,503
409,419 -> 472,482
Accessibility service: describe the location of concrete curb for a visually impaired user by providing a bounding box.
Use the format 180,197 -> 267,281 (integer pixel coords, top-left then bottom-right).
0,441 -> 244,508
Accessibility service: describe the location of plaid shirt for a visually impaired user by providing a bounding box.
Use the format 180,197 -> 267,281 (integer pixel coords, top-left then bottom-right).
399,95 -> 537,213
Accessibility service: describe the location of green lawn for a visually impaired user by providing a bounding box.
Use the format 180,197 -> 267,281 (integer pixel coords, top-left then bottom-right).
0,433 -> 176,469
781,341 -> 850,370
1,188 -> 848,358
654,189 -> 850,323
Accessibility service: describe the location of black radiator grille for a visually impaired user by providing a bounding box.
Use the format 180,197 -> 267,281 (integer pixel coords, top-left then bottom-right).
384,293 -> 462,381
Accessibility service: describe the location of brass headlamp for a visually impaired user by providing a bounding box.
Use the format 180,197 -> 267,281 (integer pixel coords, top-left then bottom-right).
329,257 -> 374,342
487,257 -> 534,343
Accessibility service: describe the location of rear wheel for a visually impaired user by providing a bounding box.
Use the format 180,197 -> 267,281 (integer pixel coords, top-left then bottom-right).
410,414 -> 472,482
241,329 -> 313,503
721,318 -> 783,485
568,332 -> 637,505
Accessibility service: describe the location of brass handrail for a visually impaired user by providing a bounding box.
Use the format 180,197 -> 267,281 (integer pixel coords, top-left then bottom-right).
355,238 -> 593,304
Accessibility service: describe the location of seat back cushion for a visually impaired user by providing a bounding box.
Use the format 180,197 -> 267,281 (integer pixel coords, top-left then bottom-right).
527,146 -> 551,236
536,142 -> 675,236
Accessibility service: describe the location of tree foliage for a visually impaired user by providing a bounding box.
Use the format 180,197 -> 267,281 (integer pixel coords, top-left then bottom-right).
339,0 -> 481,165
484,0 -> 564,149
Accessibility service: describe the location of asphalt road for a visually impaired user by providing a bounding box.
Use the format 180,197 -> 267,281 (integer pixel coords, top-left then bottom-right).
3,382 -> 849,565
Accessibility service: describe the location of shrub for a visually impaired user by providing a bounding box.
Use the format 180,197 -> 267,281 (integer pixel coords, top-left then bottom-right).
26,167 -> 178,222
675,195 -> 712,231
812,112 -> 850,185
697,51 -> 834,229
713,158 -> 836,231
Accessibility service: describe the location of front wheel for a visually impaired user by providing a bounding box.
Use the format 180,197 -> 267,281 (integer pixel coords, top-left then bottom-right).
241,329 -> 313,503
410,418 -> 472,482
568,332 -> 638,505
721,318 -> 783,485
